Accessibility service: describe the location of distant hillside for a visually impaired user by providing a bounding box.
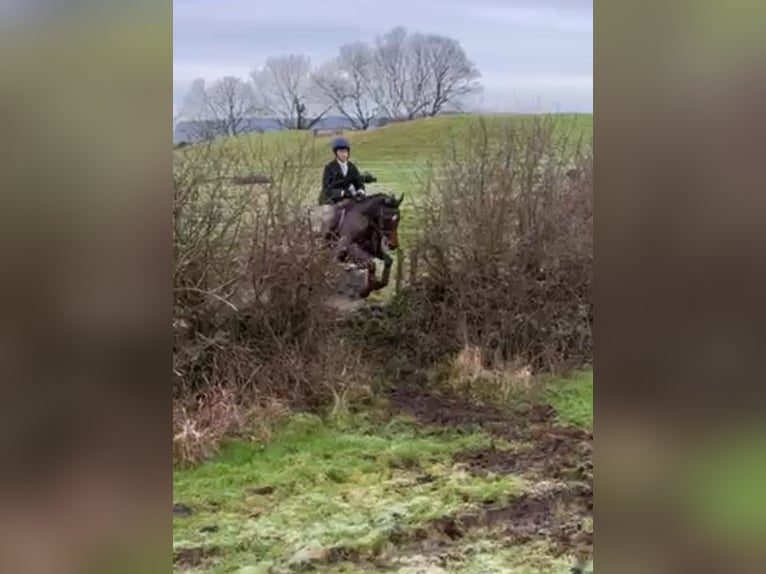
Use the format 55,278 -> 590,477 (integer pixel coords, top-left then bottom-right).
171,111 -> 502,143
174,113 -> 593,246
176,113 -> 594,159
173,116 -> 394,143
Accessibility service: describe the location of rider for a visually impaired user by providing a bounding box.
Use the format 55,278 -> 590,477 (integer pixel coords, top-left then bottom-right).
319,137 -> 368,205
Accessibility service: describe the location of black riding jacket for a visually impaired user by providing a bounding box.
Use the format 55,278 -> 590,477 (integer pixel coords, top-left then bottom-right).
319,159 -> 366,205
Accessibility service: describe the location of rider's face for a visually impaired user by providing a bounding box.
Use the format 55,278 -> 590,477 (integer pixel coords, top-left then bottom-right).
335,148 -> 349,162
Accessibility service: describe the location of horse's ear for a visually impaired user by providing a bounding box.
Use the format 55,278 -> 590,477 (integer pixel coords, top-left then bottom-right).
397,193 -> 405,206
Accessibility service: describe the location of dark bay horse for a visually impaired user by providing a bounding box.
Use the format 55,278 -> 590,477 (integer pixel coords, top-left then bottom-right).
321,193 -> 404,298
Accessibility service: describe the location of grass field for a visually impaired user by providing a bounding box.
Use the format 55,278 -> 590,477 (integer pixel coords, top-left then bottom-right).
174,114 -> 594,573
179,113 -> 593,247
173,371 -> 594,574
176,112 -> 593,304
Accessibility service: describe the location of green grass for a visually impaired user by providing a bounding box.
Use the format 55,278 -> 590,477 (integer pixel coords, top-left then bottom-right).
544,370 -> 594,429
175,113 -> 593,301
173,399 -> 594,572
173,378 -> 594,573
680,428 -> 766,553
174,414 -> 529,573
322,540 -> 579,573
182,112 -> 593,202
204,112 -> 592,162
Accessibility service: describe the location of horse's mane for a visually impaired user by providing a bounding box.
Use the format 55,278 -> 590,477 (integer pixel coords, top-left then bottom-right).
360,192 -> 392,202
357,193 -> 398,213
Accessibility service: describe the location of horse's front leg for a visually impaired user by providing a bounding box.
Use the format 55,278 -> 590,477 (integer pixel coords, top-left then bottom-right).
345,243 -> 378,298
363,262 -> 379,297
361,252 -> 393,296
378,252 -> 393,289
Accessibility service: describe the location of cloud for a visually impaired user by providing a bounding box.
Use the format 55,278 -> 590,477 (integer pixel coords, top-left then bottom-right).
173,0 -> 593,113
470,3 -> 592,31
481,75 -> 592,113
485,73 -> 593,90
173,62 -> 252,84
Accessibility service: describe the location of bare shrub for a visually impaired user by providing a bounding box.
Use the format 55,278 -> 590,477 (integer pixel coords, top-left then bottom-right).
173,136 -> 368,464
434,345 -> 536,406
393,116 -> 593,373
173,387 -> 287,467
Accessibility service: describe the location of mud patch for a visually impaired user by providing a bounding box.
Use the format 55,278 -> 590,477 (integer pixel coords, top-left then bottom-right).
427,486 -> 591,554
390,385 -> 591,483
389,386 -> 526,429
173,545 -> 220,570
248,485 -> 276,496
456,428 -> 592,483
453,415 -> 593,559
173,502 -> 194,517
389,386 -> 567,440
390,385 -> 593,566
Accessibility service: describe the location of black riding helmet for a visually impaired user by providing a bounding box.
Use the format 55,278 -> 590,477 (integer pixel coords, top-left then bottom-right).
331,137 -> 350,153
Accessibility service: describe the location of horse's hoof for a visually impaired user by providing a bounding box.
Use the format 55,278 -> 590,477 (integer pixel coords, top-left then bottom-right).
359,285 -> 375,298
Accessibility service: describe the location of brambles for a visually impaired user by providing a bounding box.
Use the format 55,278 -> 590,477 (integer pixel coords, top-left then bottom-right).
173,115 -> 593,465
390,115 -> 593,374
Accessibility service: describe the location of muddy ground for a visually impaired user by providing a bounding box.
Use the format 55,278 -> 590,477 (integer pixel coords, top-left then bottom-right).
388,385 -> 593,565
173,382 -> 593,573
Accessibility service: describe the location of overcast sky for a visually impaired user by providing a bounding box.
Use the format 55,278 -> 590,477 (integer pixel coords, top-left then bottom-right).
173,0 -> 592,116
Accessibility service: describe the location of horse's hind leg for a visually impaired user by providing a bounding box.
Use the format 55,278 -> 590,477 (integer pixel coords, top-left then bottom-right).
360,254 -> 393,295
364,262 -> 379,295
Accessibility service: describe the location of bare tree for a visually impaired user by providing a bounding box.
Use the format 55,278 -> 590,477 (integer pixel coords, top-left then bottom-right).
370,27 -> 482,120
179,79 -> 219,141
179,77 -> 257,140
371,27 -> 409,119
312,42 -> 378,130
401,33 -> 433,119
419,34 -> 481,117
251,54 -> 330,130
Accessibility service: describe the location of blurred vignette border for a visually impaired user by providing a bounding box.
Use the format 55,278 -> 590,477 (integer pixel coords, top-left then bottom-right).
1,0 -> 766,572
597,0 -> 766,572
0,2 -> 172,573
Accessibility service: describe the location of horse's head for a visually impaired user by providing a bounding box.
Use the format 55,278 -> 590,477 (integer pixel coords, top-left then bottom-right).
367,193 -> 404,250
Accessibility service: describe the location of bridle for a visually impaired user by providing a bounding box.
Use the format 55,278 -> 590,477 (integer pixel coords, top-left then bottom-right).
369,209 -> 398,251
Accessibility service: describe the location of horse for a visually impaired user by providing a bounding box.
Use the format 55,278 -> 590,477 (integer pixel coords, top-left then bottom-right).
314,192 -> 404,298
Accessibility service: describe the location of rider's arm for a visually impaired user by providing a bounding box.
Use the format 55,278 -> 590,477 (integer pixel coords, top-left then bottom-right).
349,164 -> 365,192
322,163 -> 335,191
